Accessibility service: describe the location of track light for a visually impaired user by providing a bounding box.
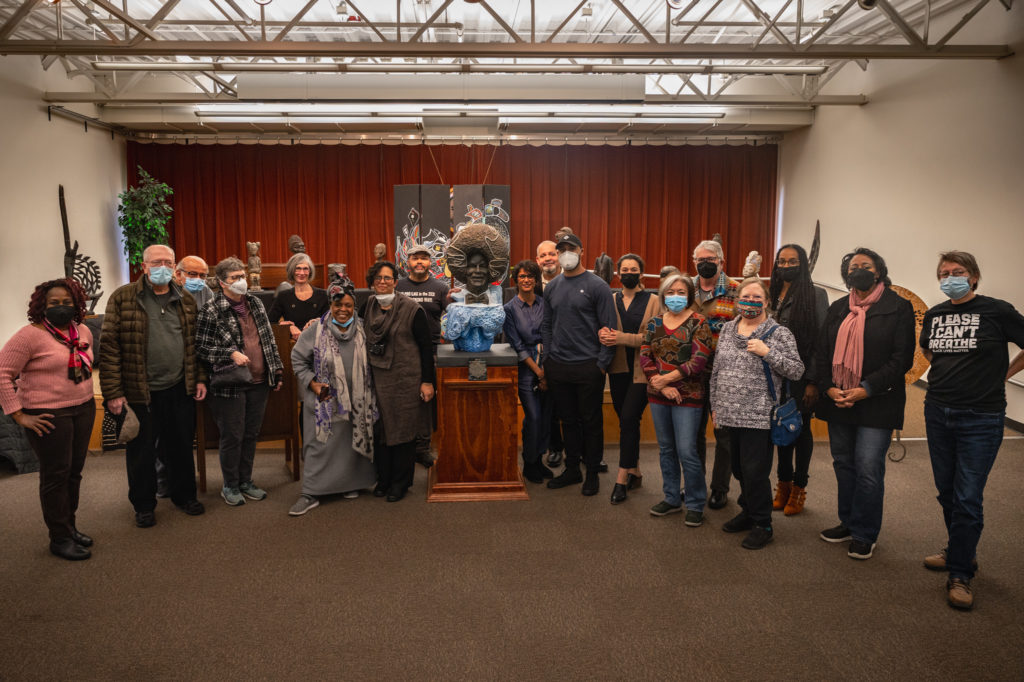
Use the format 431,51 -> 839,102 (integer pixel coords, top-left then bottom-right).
857,0 -> 877,8
667,0 -> 686,8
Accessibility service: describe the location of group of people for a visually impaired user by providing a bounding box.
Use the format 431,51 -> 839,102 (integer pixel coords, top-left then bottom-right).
2,234 -> 1022,613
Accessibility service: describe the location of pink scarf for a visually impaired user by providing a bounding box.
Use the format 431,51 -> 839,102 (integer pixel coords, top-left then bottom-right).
831,283 -> 885,390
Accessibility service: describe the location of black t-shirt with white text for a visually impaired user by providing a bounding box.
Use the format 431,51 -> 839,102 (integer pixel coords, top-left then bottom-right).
920,295 -> 1024,411
395,275 -> 450,345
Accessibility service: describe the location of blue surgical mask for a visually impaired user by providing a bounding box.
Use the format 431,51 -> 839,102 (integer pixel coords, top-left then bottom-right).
664,295 -> 688,313
940,276 -> 971,300
332,317 -> 354,328
148,266 -> 173,286
184,277 -> 207,293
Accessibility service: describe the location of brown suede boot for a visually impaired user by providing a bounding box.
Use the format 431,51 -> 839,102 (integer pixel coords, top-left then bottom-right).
772,480 -> 792,511
784,485 -> 807,516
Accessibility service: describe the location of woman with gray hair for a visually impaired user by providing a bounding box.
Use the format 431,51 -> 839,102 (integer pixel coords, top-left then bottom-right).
639,273 -> 714,524
196,256 -> 284,507
269,252 -> 328,342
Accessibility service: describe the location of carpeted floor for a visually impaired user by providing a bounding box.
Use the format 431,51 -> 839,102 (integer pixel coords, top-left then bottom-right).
1,410 -> 1022,680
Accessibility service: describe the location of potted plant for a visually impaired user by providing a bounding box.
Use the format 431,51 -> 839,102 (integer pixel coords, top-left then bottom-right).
117,166 -> 174,268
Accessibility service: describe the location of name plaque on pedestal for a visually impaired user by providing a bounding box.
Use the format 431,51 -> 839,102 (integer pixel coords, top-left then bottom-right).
427,343 -> 528,502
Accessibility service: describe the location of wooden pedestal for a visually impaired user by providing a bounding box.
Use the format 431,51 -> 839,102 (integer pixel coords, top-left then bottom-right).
427,344 -> 528,502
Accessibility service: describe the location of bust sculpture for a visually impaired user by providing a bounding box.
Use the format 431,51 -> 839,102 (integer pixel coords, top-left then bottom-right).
288,234 -> 306,254
441,223 -> 508,352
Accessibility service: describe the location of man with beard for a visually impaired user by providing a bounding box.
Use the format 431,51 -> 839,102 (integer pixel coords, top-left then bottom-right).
541,232 -> 617,496
536,238 -> 564,468
691,239 -> 740,510
396,244 -> 448,468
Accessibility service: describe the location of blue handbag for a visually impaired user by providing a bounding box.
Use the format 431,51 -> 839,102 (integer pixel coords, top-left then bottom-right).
760,325 -> 803,447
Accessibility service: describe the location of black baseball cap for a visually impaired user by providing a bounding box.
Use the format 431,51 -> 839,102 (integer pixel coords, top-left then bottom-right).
555,233 -> 583,250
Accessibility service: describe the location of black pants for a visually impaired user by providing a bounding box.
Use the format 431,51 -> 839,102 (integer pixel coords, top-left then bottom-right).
609,372 -> 648,470
698,399 -> 733,494
543,398 -> 563,455
208,383 -> 271,490
375,439 -> 417,495
545,358 -> 605,472
729,427 -> 774,527
776,409 -> 814,488
126,381 -> 197,512
23,399 -> 96,541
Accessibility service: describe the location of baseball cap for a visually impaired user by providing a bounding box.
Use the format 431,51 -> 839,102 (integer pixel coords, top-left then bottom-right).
555,233 -> 583,250
407,244 -> 432,258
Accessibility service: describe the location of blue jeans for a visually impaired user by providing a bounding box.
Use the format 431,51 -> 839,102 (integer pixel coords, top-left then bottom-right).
924,402 -> 1004,581
649,402 -> 706,510
827,421 -> 892,544
518,363 -> 546,464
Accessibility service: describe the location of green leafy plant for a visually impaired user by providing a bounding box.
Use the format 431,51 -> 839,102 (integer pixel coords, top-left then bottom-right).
117,166 -> 174,268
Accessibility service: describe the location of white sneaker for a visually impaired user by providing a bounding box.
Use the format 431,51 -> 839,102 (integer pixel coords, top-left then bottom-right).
343,490 -> 359,499
288,495 -> 319,516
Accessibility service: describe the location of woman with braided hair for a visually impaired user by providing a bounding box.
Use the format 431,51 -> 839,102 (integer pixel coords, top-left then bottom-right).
768,244 -> 829,515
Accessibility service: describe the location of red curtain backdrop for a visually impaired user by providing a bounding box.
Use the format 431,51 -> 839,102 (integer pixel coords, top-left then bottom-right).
126,142 -> 777,285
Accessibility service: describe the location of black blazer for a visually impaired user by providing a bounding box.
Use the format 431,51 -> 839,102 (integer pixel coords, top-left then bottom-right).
814,286 -> 915,430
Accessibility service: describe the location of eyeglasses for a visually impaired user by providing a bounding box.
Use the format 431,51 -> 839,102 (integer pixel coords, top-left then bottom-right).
224,274 -> 246,282
695,257 -> 719,264
776,259 -> 800,267
180,270 -> 208,278
939,268 -> 970,278
373,275 -> 395,283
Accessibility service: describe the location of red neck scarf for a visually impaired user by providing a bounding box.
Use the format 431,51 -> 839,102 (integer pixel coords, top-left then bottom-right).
43,320 -> 92,384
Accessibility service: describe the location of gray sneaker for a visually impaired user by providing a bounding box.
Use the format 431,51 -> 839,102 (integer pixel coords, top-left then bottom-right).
239,481 -> 267,501
650,501 -> 683,516
221,487 -> 245,506
288,495 -> 319,516
343,491 -> 359,499
685,510 -> 704,527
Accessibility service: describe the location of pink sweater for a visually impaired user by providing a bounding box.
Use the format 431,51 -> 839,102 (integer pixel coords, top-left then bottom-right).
0,324 -> 95,414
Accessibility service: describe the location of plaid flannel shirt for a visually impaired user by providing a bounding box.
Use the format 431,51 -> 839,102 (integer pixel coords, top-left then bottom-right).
195,291 -> 284,398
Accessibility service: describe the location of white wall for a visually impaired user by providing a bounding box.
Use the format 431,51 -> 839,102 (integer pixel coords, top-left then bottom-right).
778,7 -> 1024,422
0,56 -> 126,342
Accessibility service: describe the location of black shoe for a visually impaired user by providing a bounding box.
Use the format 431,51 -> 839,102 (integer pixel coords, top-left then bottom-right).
546,450 -> 563,468
537,462 -> 554,479
71,528 -> 93,548
848,540 -> 876,560
135,511 -> 156,528
820,524 -> 852,543
722,512 -> 753,533
742,525 -> 774,550
175,499 -> 206,516
546,467 -> 583,489
610,483 -> 628,505
386,488 -> 406,503
49,538 -> 91,561
416,451 -> 435,469
373,484 -> 387,498
626,473 -> 643,490
582,472 -> 600,496
597,461 -> 609,473
708,491 -> 728,510
522,462 -> 544,484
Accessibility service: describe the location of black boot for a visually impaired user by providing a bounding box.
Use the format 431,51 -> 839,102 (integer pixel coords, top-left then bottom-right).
547,465 -> 582,489
50,538 -> 91,561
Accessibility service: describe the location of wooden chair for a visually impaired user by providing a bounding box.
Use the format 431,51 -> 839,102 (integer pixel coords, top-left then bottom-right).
196,324 -> 301,493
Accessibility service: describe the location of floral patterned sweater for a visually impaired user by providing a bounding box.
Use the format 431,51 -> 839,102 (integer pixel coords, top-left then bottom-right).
639,312 -> 713,407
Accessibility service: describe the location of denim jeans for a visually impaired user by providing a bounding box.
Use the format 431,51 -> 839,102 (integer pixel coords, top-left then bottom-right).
924,402 -> 1004,581
518,363 -> 545,464
649,402 -> 706,510
827,421 -> 892,544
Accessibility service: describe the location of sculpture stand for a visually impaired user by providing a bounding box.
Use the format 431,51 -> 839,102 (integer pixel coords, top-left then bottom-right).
427,343 -> 528,502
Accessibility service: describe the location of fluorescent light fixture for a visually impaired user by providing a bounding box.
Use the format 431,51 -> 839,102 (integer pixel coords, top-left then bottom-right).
501,117 -> 724,125
194,104 -> 728,116
196,114 -> 422,123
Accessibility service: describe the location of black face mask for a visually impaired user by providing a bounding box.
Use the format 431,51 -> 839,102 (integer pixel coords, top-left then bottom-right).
619,273 -> 641,289
696,261 -> 718,280
846,268 -> 876,292
778,266 -> 800,282
44,305 -> 76,328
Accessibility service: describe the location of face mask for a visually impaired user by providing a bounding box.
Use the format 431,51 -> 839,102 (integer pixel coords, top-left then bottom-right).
696,261 -> 718,280
736,300 -> 764,319
846,268 -> 876,292
184,277 -> 207,293
619,273 -> 641,290
44,305 -> 76,328
778,266 -> 800,282
148,266 -> 173,286
375,293 -> 395,307
226,279 -> 248,296
332,316 -> 354,328
939,276 -> 971,300
558,251 -> 580,272
664,295 -> 688,313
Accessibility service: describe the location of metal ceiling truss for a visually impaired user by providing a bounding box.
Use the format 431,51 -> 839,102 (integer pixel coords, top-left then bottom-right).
0,0 -> 1012,141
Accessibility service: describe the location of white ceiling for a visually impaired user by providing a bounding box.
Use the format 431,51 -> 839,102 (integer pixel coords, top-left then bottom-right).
0,0 -> 1014,142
